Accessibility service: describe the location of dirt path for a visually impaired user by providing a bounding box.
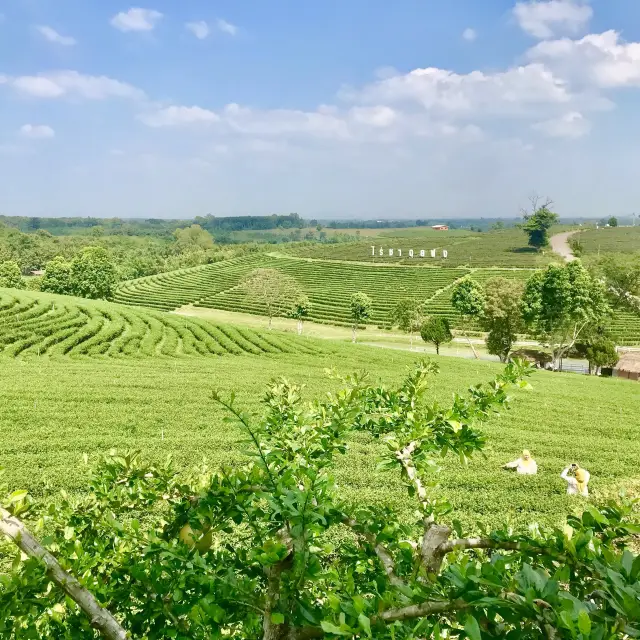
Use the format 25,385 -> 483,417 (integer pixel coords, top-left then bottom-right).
550,231 -> 580,262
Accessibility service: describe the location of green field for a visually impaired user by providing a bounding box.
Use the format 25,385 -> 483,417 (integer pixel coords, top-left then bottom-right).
579,226 -> 640,255
1,291 -> 639,535
287,229 -> 557,267
0,289 -> 329,358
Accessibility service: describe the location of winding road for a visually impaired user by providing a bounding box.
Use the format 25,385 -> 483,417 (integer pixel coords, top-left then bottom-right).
550,230 -> 579,262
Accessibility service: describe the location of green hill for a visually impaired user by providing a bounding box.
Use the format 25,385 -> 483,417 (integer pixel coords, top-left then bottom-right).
0,288 -> 328,359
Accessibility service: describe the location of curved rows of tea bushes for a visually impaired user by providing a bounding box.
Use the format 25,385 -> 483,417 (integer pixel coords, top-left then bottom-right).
0,289 -> 327,359
114,253 -> 469,325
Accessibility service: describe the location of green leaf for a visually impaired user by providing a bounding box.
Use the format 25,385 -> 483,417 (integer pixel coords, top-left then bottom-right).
577,610 -> 591,636
465,615 -> 482,640
358,614 -> 372,638
320,621 -> 351,636
271,613 -> 285,625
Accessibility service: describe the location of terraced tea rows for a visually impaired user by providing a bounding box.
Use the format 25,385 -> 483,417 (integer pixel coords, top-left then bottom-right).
115,254 -> 470,325
0,289 -> 327,359
197,257 -> 469,325
287,230 -> 555,267
113,254 -> 640,344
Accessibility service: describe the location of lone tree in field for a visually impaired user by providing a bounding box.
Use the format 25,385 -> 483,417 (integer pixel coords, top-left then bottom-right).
390,297 -> 423,350
481,277 -> 525,363
349,291 -> 372,342
522,261 -> 611,370
607,216 -> 618,228
420,316 -> 452,354
0,261 -> 24,289
243,268 -> 301,329
451,276 -> 485,359
521,195 -> 559,250
289,294 -> 312,335
2,361 -> 640,640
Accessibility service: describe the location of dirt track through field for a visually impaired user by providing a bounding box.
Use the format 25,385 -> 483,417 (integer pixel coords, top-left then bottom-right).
550,231 -> 579,262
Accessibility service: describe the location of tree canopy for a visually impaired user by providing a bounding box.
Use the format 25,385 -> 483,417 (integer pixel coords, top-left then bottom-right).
243,268 -> 301,329
481,277 -> 525,362
349,292 -> 372,342
521,197 -> 559,250
521,261 -> 610,369
420,316 -> 452,354
289,294 -> 312,334
390,298 -> 424,349
0,261 -> 24,289
451,277 -> 485,358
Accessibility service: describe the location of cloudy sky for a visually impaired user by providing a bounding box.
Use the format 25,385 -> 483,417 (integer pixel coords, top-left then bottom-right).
1,0 -> 640,219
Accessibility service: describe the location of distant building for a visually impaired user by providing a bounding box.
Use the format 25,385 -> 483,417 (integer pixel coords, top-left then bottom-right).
431,224 -> 449,231
614,352 -> 640,381
30,270 -> 45,276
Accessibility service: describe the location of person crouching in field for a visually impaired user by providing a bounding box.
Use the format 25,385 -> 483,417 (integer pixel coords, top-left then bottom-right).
503,450 -> 538,475
561,463 -> 590,497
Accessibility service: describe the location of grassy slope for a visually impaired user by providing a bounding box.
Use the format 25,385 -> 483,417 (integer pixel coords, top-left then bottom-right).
1,344 -> 638,533
579,226 -> 640,255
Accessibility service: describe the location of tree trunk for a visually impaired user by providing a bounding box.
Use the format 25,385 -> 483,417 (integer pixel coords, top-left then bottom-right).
268,315 -> 273,330
297,320 -> 303,335
409,332 -> 413,351
465,332 -> 479,359
435,343 -> 439,355
352,325 -> 357,343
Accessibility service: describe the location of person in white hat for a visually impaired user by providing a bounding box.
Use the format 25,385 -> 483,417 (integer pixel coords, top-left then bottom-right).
503,450 -> 538,475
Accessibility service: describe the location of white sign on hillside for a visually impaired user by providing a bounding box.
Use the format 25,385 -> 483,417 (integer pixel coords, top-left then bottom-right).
371,246 -> 448,259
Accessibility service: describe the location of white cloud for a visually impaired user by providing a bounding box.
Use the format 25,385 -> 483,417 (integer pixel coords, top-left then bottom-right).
514,0 -> 592,39
186,21 -> 210,40
349,106 -> 397,127
347,63 -> 572,118
528,30 -> 640,88
532,111 -> 591,137
217,19 -> 238,36
462,28 -> 477,42
110,8 -> 163,32
19,124 -> 55,139
139,105 -> 220,127
3,71 -> 144,100
36,25 -> 76,46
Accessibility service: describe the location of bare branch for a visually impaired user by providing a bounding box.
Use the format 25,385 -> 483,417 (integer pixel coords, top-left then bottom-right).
397,441 -> 427,503
435,537 -> 522,556
375,598 -> 470,623
0,508 -> 128,640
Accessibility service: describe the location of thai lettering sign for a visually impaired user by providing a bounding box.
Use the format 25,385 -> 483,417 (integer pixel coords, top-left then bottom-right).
371,247 -> 448,259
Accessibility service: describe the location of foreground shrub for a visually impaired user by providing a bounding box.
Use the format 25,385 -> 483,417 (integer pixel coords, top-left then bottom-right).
1,360 -> 639,639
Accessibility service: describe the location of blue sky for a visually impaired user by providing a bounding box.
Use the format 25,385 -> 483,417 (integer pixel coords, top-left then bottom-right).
2,0 -> 640,219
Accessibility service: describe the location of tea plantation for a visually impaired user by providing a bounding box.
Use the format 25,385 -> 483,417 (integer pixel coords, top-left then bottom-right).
112,253 -> 640,344
1,314 -> 639,533
0,289 -> 329,358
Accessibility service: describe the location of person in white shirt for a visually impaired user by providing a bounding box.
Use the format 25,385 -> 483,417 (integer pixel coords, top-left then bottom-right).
561,463 -> 590,497
503,450 -> 538,475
